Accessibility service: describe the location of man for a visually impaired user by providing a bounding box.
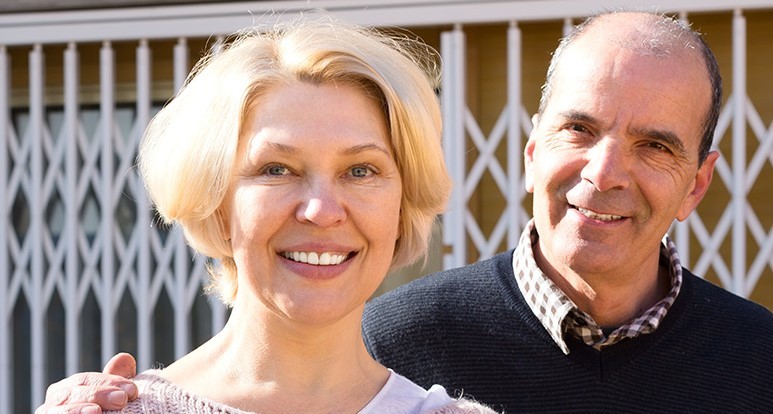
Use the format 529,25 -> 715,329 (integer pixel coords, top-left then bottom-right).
38,11 -> 773,414
363,11 -> 773,413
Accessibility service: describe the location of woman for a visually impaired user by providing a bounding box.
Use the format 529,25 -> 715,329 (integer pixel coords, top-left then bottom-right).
37,16 -> 494,414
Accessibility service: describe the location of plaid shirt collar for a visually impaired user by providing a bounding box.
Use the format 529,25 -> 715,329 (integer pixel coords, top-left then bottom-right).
512,219 -> 683,354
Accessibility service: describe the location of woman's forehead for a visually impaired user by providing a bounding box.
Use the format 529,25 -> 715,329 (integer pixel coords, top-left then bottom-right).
240,82 -> 392,155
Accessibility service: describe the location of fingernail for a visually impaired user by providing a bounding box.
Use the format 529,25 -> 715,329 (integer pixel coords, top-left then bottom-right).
120,383 -> 138,398
108,390 -> 127,406
81,406 -> 101,414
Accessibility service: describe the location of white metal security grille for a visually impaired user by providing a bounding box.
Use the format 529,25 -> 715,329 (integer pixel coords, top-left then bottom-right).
0,1 -> 771,412
0,39 -> 228,413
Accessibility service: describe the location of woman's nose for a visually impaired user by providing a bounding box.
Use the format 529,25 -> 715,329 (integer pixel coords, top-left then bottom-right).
296,181 -> 347,227
580,138 -> 631,192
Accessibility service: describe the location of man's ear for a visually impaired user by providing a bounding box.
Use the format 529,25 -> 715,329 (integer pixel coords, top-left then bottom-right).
524,114 -> 540,193
676,150 -> 719,221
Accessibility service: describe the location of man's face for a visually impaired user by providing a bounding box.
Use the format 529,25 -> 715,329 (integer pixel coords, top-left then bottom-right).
524,36 -> 718,280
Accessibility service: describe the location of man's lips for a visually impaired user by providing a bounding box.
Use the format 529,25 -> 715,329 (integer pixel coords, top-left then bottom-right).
572,205 -> 625,221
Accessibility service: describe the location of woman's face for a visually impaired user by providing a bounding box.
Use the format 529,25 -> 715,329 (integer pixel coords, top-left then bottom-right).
226,82 -> 402,326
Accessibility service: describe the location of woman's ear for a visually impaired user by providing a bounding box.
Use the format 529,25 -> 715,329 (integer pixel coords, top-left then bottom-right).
216,194 -> 232,242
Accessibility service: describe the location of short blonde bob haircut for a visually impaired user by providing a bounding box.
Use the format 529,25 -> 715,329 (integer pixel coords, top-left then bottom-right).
139,16 -> 451,304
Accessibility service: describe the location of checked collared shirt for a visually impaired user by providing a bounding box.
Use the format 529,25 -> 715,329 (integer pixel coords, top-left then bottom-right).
512,219 -> 683,354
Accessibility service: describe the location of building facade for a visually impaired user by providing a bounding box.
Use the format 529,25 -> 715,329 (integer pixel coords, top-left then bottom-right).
1,1 -> 772,412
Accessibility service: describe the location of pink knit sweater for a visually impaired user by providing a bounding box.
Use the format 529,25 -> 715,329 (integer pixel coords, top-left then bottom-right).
105,370 -> 497,414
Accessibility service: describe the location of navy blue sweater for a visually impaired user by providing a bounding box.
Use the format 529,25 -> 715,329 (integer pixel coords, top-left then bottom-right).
363,251 -> 773,413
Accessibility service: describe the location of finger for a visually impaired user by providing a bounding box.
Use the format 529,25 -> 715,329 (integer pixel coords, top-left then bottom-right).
45,383 -> 131,410
63,385 -> 129,409
102,353 -> 138,400
36,402 -> 102,414
102,353 -> 136,379
49,372 -> 135,390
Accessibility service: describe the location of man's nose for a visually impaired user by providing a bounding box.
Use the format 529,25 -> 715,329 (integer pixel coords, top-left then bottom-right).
580,138 -> 631,192
296,180 -> 347,227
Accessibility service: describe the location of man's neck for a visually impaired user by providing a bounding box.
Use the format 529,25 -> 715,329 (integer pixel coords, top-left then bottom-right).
534,240 -> 671,327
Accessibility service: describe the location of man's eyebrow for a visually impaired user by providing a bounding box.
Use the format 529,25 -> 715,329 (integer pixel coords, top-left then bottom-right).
629,126 -> 687,155
558,110 -> 598,124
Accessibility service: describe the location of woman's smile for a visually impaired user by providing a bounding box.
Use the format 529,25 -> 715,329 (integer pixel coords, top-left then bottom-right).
281,251 -> 351,266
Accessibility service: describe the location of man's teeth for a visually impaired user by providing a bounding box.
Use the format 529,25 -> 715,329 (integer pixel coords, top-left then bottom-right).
283,251 -> 347,266
577,207 -> 623,221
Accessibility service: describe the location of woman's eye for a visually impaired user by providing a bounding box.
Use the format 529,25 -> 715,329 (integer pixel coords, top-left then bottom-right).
265,165 -> 289,176
350,165 -> 375,178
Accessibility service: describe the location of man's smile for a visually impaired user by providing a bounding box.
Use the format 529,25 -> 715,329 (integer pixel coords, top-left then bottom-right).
572,205 -> 624,221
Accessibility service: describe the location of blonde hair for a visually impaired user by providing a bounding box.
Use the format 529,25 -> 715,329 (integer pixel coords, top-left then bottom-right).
139,16 -> 451,304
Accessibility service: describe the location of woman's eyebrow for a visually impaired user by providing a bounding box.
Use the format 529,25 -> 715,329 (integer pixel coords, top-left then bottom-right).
260,141 -> 299,154
341,143 -> 392,156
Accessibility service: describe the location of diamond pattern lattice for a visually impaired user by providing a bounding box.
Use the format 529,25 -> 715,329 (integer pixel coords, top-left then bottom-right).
0,43 -> 224,414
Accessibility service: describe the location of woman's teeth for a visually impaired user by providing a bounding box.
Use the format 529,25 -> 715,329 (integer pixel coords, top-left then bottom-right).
282,251 -> 347,265
577,207 -> 622,221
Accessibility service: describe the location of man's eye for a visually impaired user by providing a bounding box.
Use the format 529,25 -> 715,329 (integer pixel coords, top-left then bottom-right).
648,142 -> 671,154
569,123 -> 588,133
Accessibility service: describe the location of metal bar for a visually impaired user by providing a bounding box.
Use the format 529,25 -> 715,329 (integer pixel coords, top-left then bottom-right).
0,43 -> 11,414
507,20 -> 522,248
64,42 -> 80,376
175,252 -> 190,360
731,9 -> 747,296
441,29 -> 455,269
441,25 -> 466,270
100,40 -> 116,365
173,37 -> 189,92
29,42 -> 46,410
172,36 -> 192,360
135,39 -> 153,372
2,0 -> 773,45
562,17 -> 573,37
453,26 -> 466,268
